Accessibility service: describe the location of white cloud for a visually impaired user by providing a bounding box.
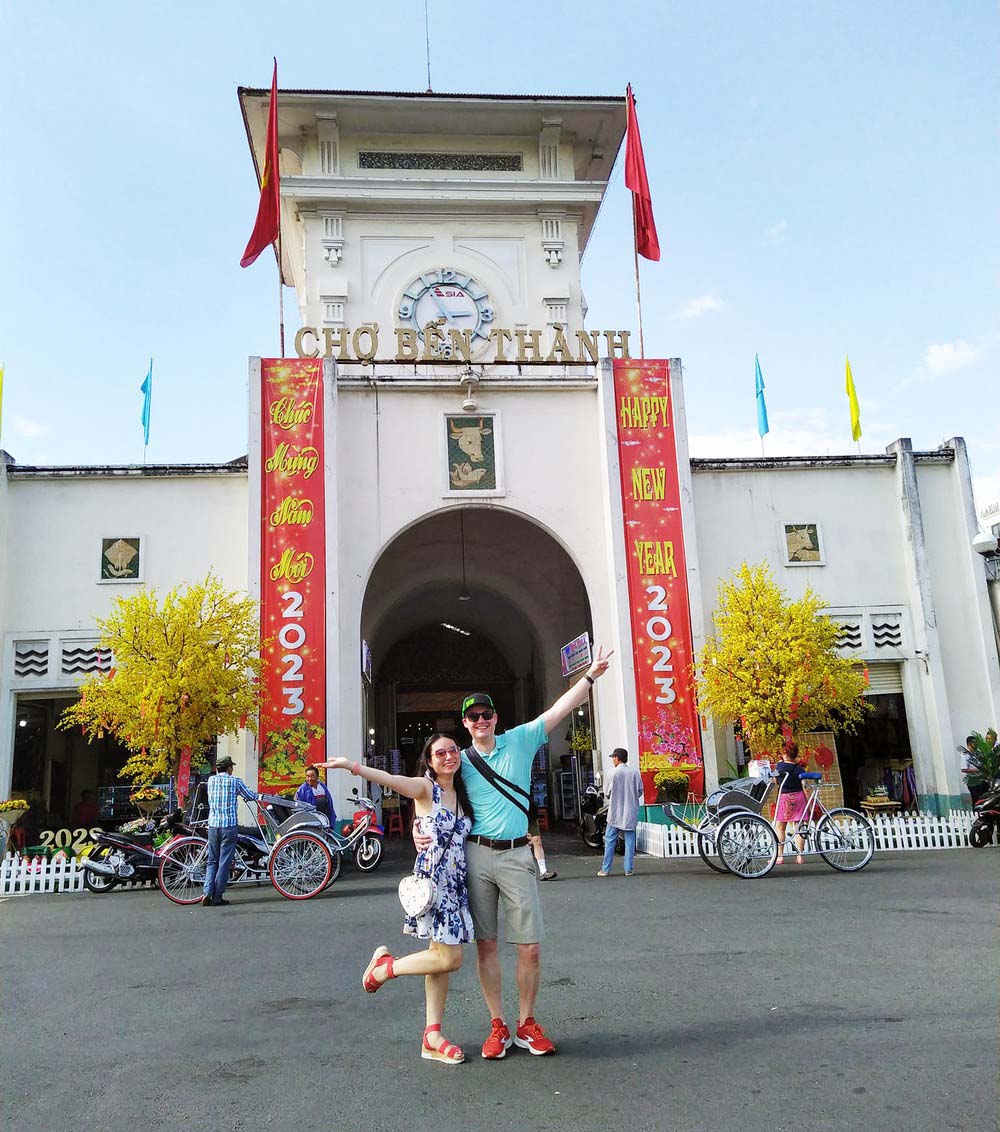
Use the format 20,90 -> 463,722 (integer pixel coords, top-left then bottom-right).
973,473 -> 1000,525
766,219 -> 787,238
12,415 -> 48,439
689,409 -> 895,460
925,339 -> 981,375
672,294 -> 725,321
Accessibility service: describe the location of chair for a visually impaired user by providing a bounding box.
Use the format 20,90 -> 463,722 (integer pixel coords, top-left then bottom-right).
386,810 -> 405,838
534,806 -> 549,832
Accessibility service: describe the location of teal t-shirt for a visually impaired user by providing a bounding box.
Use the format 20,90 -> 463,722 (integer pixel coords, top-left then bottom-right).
462,717 -> 547,840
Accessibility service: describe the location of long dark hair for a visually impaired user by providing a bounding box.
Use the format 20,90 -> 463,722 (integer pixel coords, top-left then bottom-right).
417,732 -> 474,822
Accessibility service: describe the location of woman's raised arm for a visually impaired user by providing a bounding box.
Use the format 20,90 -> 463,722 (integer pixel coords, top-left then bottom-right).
318,757 -> 432,803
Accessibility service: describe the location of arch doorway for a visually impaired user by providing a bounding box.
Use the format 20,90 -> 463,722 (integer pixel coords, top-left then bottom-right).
361,508 -> 593,784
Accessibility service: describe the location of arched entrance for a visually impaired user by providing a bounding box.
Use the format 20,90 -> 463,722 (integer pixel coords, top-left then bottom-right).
360,507 -> 593,787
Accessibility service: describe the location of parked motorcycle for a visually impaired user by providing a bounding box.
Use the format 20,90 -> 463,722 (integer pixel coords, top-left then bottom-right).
579,785 -> 624,854
969,777 -> 1000,848
339,790 -> 384,871
81,810 -> 191,893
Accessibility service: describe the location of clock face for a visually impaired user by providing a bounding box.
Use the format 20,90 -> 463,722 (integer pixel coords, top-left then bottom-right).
397,269 -> 495,348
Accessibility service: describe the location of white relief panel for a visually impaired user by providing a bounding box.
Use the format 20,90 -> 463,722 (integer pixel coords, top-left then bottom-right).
361,237 -> 435,298
452,238 -> 525,304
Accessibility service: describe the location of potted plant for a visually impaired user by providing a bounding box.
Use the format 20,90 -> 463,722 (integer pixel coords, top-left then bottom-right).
129,787 -> 166,815
0,798 -> 30,826
653,768 -> 689,804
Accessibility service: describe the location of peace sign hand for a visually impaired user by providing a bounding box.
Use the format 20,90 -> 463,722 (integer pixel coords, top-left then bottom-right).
586,645 -> 615,681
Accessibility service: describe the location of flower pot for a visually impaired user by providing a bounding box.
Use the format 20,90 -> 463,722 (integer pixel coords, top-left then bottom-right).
132,798 -> 162,816
0,807 -> 28,826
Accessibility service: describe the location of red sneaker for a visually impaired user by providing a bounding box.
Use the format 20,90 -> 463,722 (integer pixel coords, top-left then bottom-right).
481,1018 -> 512,1060
514,1017 -> 556,1055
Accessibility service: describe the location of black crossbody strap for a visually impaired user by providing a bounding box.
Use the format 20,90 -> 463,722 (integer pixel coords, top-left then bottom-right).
464,747 -> 532,817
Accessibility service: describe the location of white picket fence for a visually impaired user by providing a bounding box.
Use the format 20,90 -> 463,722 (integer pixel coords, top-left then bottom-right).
1,853 -> 89,896
637,809 -> 988,859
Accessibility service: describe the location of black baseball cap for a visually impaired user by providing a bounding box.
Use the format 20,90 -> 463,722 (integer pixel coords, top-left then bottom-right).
215,755 -> 235,771
462,692 -> 495,716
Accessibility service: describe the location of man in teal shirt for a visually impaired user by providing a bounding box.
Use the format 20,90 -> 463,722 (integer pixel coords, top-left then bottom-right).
455,645 -> 613,1060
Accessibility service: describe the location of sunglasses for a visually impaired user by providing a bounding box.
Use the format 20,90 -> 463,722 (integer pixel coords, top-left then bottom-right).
465,709 -> 495,722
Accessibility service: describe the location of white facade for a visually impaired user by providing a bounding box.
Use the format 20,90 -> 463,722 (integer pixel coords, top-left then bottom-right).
1,88 -> 998,821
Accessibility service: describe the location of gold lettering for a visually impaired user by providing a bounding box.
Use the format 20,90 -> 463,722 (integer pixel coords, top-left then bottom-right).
633,540 -> 677,578
269,548 -> 315,582
269,397 -> 313,430
422,323 -> 445,361
269,496 -> 315,527
394,328 -> 420,361
294,327 -> 320,359
490,328 -> 514,360
352,325 -> 379,363
630,467 -> 667,500
575,330 -> 600,363
447,329 -> 474,362
604,330 -> 631,359
264,442 -> 319,480
545,327 -> 573,363
322,327 -> 349,360
515,329 -> 543,362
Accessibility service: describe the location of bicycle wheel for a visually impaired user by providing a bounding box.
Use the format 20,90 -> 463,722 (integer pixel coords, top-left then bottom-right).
716,812 -> 778,879
323,848 -> 344,890
815,808 -> 875,872
696,816 -> 727,874
158,837 -> 208,904
268,832 -> 333,900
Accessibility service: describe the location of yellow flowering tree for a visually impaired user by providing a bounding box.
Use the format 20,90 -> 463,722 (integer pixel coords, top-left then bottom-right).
695,562 -> 869,756
58,575 -> 262,785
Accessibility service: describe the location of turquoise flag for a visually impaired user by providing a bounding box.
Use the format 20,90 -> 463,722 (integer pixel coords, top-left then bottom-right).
755,354 -> 769,438
140,359 -> 152,446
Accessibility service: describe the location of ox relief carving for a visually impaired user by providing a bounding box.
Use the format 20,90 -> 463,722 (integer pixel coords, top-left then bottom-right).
446,415 -> 497,491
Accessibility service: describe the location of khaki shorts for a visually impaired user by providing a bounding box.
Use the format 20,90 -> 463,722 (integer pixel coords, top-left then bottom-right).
465,841 -> 544,944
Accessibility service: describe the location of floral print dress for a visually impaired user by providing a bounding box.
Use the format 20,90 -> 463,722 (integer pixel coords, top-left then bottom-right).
403,781 -> 474,944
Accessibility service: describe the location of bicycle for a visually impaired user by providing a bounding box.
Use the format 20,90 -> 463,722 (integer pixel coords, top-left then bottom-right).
670,771 -> 875,879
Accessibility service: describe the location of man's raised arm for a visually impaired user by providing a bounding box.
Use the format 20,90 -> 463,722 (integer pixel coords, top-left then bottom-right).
539,645 -> 614,736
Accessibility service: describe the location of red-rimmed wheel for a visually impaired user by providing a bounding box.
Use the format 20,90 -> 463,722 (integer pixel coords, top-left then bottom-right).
157,837 -> 208,905
268,832 -> 333,900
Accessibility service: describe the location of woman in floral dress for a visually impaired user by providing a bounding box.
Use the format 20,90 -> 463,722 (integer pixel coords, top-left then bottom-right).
319,733 -> 474,1065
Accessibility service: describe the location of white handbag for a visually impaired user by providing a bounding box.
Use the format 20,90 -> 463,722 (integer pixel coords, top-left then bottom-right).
398,874 -> 436,917
398,817 -> 457,917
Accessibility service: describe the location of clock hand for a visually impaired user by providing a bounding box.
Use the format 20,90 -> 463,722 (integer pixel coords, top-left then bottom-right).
429,290 -> 454,323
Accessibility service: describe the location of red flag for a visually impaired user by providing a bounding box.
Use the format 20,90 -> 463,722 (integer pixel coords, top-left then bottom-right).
241,60 -> 281,269
625,84 -> 660,262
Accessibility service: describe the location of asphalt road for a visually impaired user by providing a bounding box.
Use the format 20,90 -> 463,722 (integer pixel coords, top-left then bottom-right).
2,836 -> 997,1132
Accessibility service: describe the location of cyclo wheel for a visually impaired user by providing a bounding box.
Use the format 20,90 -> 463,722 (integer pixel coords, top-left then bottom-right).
158,837 -> 208,905
716,812 -> 778,879
816,808 -> 875,872
268,832 -> 333,900
323,848 -> 344,890
695,816 -> 727,874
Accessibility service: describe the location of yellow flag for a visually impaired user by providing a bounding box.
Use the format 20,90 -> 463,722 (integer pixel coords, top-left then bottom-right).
845,355 -> 861,442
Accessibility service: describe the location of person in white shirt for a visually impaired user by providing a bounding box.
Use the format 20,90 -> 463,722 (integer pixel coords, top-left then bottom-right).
598,748 -> 644,877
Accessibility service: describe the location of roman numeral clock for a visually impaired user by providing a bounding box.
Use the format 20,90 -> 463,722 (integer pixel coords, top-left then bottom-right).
397,269 -> 495,354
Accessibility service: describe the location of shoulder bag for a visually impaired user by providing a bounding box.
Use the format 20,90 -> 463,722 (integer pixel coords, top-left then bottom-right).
463,747 -> 534,819
398,807 -> 460,918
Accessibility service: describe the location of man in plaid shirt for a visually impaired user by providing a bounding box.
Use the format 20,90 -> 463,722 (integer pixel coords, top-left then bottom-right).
203,755 -> 259,906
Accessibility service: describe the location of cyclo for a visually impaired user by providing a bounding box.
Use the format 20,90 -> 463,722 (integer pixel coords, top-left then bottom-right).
668,770 -> 875,879
158,785 -> 379,903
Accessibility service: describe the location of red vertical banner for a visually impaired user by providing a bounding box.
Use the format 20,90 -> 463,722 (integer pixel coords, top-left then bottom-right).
613,359 -> 702,803
258,358 -> 326,791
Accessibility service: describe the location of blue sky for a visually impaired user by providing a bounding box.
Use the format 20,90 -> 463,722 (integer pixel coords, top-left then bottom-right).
1,2 -> 997,516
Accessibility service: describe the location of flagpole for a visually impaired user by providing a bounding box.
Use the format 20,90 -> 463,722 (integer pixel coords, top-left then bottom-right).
277,226 -> 285,357
633,233 -> 646,358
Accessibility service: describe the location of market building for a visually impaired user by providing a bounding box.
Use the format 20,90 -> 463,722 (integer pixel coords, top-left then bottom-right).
2,87 -> 998,840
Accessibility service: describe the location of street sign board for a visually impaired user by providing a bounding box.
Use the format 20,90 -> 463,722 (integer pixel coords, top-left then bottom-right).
560,632 -> 592,678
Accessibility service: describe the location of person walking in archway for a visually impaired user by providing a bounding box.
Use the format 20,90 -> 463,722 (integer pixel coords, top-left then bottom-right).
417,646 -> 614,1059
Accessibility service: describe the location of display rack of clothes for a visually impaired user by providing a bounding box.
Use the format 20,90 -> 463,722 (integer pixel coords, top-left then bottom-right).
882,762 -> 918,811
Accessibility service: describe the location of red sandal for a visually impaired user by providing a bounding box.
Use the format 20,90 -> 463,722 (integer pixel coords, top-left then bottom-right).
362,946 -> 395,993
421,1024 -> 465,1065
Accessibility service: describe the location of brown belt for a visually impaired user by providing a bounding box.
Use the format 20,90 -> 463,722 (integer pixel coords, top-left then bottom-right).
467,835 -> 529,850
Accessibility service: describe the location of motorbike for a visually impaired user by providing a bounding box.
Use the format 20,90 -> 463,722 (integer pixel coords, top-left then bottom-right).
969,777 -> 1000,848
579,785 -> 624,855
338,790 -> 384,871
81,809 -> 192,893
